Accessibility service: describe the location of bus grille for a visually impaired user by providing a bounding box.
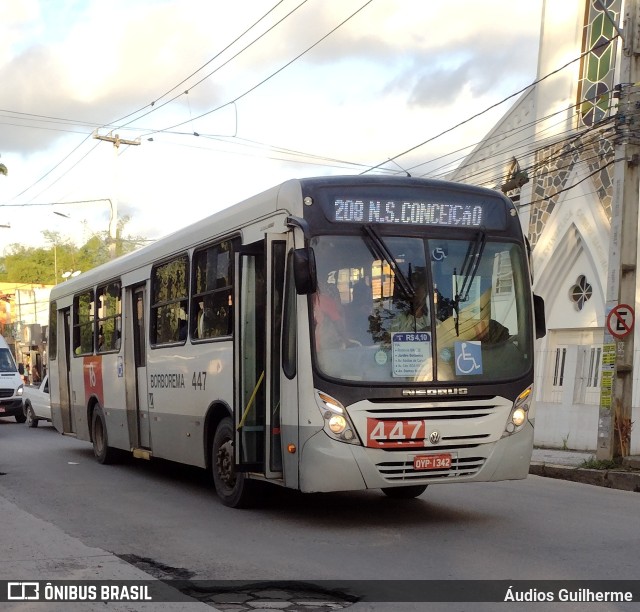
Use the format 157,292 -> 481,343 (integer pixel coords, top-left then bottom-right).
0,388 -> 15,398
376,456 -> 485,481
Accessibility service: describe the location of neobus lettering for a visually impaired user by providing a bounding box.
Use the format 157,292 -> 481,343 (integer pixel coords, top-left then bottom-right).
149,373 -> 185,389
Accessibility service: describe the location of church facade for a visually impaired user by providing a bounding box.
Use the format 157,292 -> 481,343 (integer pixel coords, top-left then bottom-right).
449,0 -> 639,453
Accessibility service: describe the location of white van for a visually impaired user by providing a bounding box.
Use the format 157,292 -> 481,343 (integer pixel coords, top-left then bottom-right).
0,337 -> 25,422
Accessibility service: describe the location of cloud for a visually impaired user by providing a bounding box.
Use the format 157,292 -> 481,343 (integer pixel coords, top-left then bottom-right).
0,0 -> 544,253
383,27 -> 540,108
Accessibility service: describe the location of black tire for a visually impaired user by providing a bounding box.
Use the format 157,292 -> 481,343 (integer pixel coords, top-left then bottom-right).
15,410 -> 26,424
212,417 -> 255,508
91,405 -> 118,464
381,485 -> 428,499
25,403 -> 38,428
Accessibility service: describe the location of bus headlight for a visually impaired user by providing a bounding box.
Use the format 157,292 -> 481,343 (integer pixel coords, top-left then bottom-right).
512,408 -> 526,427
503,385 -> 532,437
315,391 -> 360,445
328,414 -> 347,434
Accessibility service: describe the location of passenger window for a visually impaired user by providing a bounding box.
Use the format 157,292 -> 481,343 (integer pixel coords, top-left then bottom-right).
151,255 -> 189,345
191,238 -> 239,339
73,290 -> 95,355
96,282 -> 122,352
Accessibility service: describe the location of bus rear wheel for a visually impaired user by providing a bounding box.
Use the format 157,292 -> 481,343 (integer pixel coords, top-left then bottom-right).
212,417 -> 254,508
381,485 -> 428,499
92,405 -> 118,464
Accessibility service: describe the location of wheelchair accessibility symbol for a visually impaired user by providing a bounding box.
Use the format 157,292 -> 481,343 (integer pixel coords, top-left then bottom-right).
454,341 -> 483,375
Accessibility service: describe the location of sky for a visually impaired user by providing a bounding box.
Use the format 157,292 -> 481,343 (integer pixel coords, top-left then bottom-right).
0,0 -> 543,263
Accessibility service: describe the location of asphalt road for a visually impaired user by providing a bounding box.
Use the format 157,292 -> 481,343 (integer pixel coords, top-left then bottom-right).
1,418 -> 637,611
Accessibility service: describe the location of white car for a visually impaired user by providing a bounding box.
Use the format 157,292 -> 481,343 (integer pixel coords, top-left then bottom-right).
22,375 -> 51,427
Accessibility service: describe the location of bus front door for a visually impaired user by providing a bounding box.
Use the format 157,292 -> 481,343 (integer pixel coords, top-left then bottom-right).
132,286 -> 151,448
234,243 -> 266,474
234,235 -> 288,480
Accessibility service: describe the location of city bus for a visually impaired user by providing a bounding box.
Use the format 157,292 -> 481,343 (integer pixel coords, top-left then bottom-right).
48,176 -> 546,507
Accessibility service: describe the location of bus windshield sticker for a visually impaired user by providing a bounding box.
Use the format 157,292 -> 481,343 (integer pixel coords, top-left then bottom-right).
454,341 -> 483,375
391,332 -> 431,378
332,198 -> 501,228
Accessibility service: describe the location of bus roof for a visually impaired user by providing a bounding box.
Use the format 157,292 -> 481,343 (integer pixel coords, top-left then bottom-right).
49,175 -> 509,300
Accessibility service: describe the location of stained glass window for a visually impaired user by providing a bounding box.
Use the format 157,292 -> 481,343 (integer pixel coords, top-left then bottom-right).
577,0 -> 621,127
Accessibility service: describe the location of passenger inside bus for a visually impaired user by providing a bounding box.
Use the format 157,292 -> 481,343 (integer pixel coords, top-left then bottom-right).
389,281 -> 430,334
178,317 -> 188,341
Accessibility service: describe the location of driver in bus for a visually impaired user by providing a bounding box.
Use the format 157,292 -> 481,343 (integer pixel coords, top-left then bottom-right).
313,277 -> 347,350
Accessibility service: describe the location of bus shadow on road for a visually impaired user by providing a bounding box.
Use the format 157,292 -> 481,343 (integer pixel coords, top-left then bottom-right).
252,485 -> 493,527
60,446 -> 494,527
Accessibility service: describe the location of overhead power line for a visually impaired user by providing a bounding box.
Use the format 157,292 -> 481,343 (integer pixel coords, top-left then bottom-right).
361,35 -> 620,175
115,0 -> 309,129
142,0 -> 376,138
409,84 -> 616,178
8,135 -> 95,202
4,0 -> 371,203
6,14 -> 619,213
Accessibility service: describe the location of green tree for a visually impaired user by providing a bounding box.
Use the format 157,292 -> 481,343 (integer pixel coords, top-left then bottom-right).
0,216 -> 147,284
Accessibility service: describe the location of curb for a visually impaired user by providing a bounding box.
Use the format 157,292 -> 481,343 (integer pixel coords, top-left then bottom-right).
529,462 -> 640,493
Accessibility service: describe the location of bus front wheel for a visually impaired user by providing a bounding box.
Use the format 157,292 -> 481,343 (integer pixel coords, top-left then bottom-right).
92,405 -> 118,464
212,417 -> 254,508
381,485 -> 428,499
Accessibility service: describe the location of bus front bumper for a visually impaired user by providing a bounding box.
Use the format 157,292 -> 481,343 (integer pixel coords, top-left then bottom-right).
299,423 -> 534,493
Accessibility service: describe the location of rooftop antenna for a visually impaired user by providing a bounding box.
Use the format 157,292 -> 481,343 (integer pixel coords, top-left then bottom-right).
388,158 -> 411,177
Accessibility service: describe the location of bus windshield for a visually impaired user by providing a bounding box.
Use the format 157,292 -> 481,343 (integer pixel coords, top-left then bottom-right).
310,234 -> 532,383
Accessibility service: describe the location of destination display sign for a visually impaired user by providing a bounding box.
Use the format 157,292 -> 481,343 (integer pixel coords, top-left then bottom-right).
331,197 -> 506,229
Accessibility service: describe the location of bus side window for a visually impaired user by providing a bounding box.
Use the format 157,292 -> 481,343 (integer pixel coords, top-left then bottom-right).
96,281 -> 122,352
151,255 -> 189,345
73,290 -> 95,355
191,238 -> 239,340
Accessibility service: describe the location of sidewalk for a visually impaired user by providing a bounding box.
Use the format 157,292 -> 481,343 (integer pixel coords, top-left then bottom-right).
0,496 -> 215,611
529,447 -> 640,492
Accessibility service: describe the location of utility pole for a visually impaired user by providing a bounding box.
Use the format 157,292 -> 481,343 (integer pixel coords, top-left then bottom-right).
597,0 -> 640,460
93,132 -> 140,259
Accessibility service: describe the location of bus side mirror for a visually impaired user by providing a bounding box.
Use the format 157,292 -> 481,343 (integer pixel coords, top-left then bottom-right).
292,247 -> 317,295
533,294 -> 546,339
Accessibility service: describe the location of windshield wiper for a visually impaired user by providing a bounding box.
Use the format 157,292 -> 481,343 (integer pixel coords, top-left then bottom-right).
452,230 -> 486,336
362,225 -> 415,300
